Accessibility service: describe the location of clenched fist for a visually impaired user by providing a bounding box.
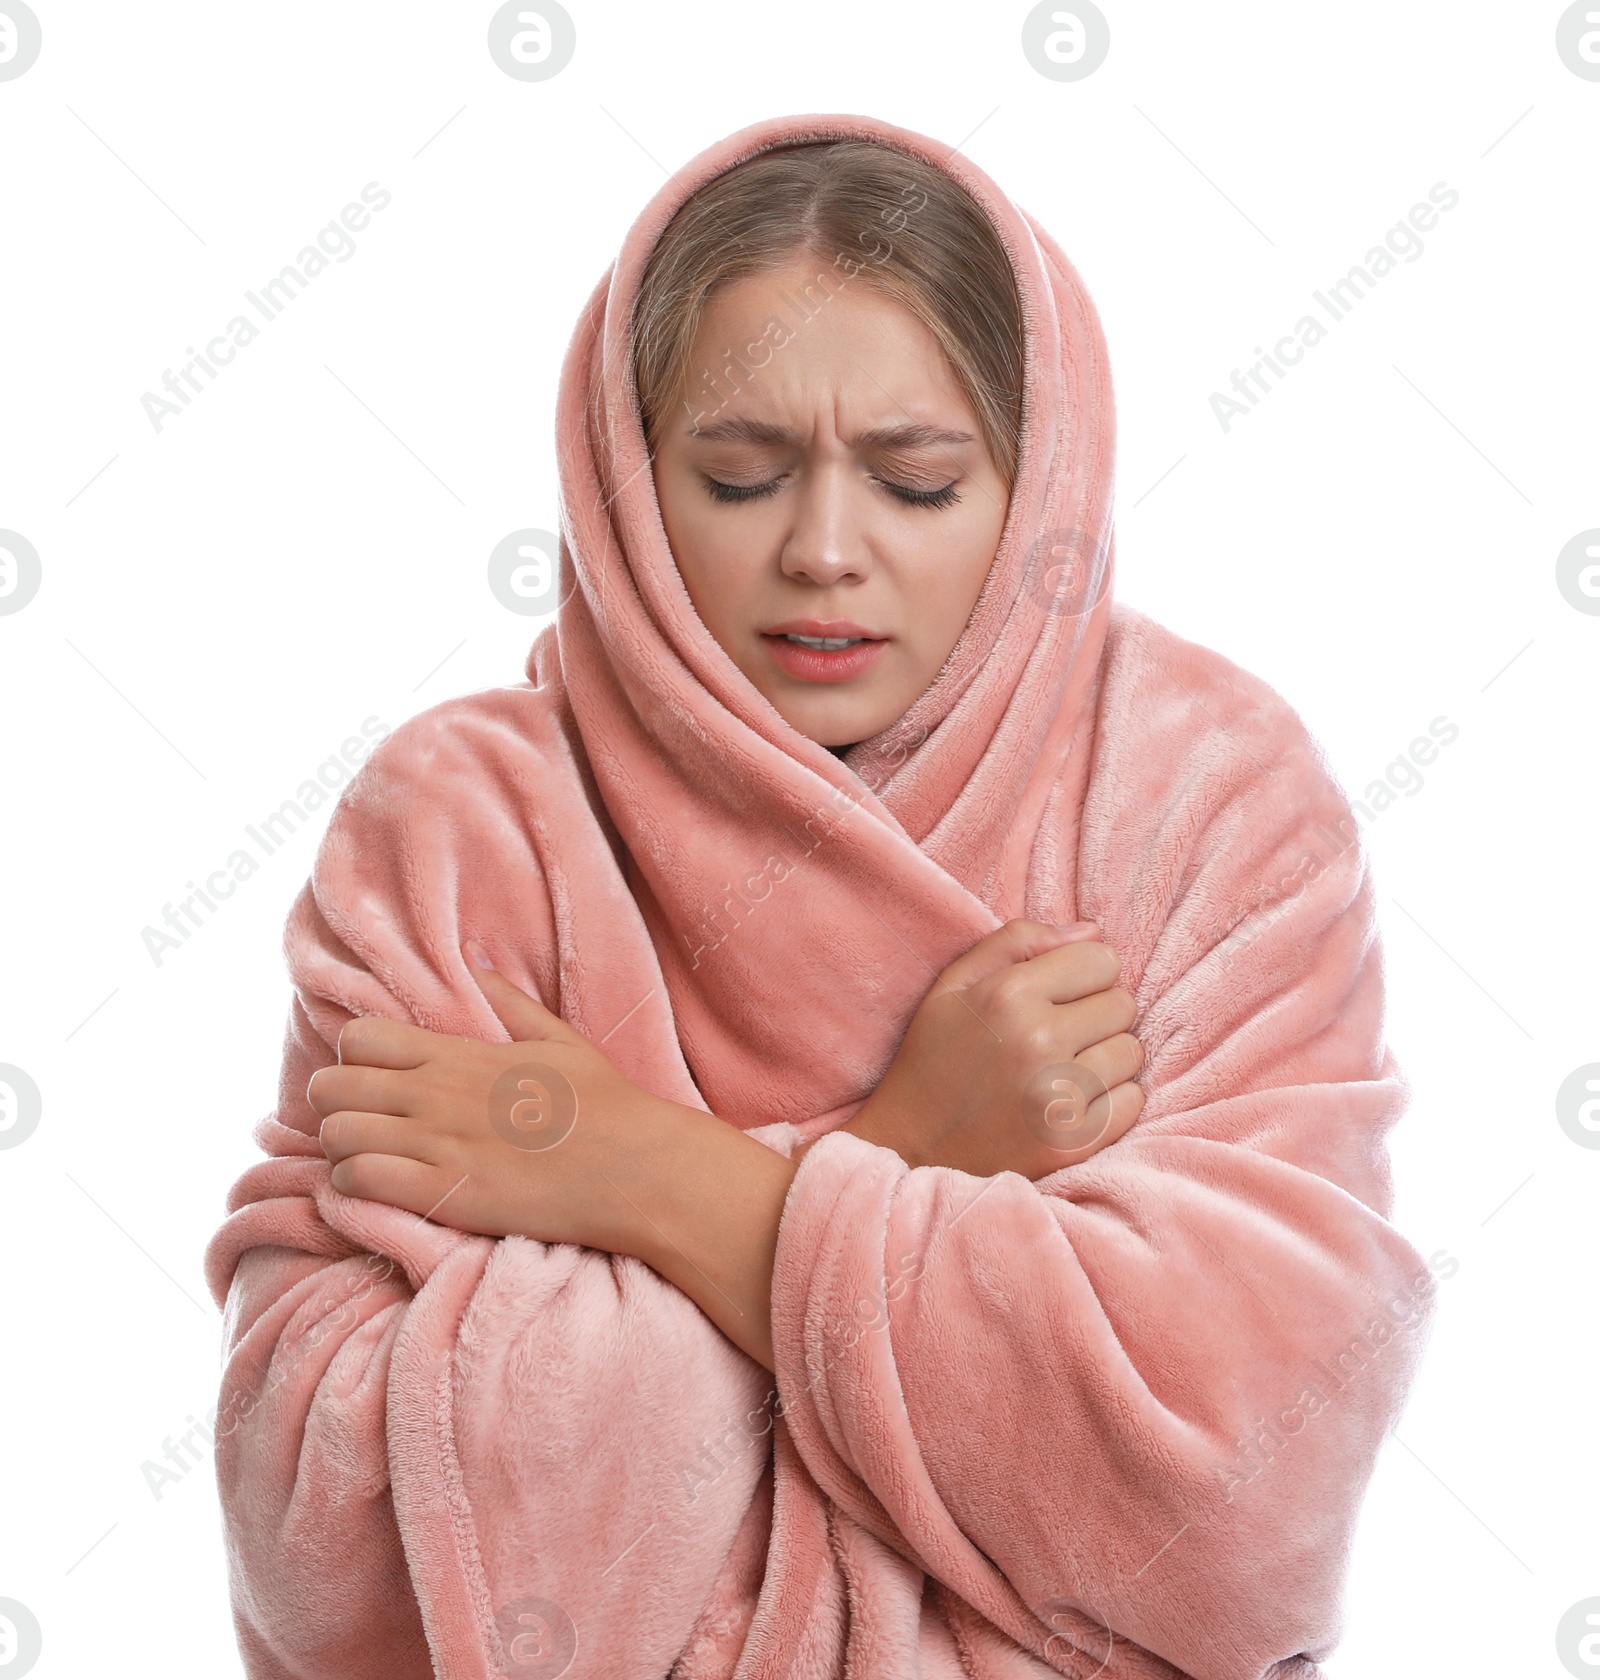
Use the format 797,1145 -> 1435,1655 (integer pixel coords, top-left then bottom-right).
832,918 -> 1145,1180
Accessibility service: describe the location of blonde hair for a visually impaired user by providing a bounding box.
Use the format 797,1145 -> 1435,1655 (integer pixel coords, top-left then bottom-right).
632,141 -> 1024,484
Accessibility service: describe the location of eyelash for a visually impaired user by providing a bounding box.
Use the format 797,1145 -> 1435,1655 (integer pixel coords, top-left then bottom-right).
703,475 -> 963,510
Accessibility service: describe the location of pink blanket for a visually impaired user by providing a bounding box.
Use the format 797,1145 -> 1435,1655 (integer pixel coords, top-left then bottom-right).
204,111 -> 1435,1679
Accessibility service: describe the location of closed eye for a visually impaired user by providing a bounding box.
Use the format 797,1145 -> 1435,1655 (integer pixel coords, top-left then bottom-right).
703,474 -> 963,510
877,477 -> 963,509
703,475 -> 783,504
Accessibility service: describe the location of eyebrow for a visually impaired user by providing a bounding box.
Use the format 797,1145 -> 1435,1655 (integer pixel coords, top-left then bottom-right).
684,417 -> 975,450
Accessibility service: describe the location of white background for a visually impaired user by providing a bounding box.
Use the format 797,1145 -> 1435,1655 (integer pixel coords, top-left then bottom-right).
1,2 -> 1595,1675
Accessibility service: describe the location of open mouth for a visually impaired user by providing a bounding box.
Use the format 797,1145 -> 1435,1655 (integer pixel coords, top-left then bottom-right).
759,632 -> 888,684
782,633 -> 867,650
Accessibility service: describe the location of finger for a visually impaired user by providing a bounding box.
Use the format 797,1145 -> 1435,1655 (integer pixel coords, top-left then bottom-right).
941,918 -> 1103,994
328,1149 -> 469,1221
1073,1032 -> 1144,1092
990,984 -> 1133,1065
320,1109 -> 433,1165
1031,1080 -> 1145,1176
1091,1079 -> 1146,1152
308,1062 -> 427,1121
1009,938 -> 1123,1004
337,1014 -> 432,1070
462,940 -> 582,1045
1050,984 -> 1137,1051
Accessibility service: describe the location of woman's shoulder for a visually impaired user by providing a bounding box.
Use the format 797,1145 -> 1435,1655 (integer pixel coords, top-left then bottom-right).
1095,599 -> 1341,797
310,678 -> 594,892
329,680 -> 587,839
362,680 -> 569,781
288,680 -> 586,1031
1083,601 -> 1358,896
1099,601 -> 1315,741
1076,609 -> 1369,1003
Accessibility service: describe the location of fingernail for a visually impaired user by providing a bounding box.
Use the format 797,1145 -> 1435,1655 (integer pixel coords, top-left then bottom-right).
463,937 -> 495,971
1055,921 -> 1099,937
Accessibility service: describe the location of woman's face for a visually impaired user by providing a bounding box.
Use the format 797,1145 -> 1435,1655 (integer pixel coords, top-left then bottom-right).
651,256 -> 1011,748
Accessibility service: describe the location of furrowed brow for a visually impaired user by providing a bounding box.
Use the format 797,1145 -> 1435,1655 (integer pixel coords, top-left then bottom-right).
684,417 -> 801,445
684,417 -> 975,449
853,423 -> 976,450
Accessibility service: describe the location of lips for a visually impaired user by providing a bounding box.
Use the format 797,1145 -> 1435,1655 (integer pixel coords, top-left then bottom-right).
759,620 -> 889,684
762,619 -> 884,641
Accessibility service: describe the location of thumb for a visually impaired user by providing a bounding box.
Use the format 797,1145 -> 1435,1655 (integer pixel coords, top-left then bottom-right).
941,917 -> 1101,993
461,939 -> 579,1045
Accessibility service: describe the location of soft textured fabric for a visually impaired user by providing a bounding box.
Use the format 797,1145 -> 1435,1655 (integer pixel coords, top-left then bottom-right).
203,110 -> 1435,1680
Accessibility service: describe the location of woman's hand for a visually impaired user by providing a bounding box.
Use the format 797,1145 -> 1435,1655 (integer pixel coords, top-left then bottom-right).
827,919 -> 1145,1181
308,941 -> 694,1257
310,939 -> 804,1369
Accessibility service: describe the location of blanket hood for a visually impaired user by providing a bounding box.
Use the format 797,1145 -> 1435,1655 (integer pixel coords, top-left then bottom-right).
524,112 -> 1118,1126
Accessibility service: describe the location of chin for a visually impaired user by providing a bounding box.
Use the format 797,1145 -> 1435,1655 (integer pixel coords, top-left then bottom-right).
779,702 -> 890,749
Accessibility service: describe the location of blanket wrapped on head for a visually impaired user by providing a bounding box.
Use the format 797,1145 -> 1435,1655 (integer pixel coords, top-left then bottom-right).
204,109 -> 1435,1680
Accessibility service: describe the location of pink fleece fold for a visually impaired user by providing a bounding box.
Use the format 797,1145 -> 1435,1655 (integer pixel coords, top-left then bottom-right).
204,110 -> 1435,1679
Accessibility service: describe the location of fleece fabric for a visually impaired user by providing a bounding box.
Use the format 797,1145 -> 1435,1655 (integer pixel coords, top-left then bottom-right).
203,109 -> 1435,1680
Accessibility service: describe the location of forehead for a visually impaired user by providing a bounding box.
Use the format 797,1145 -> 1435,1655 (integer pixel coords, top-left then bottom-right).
681,261 -> 975,426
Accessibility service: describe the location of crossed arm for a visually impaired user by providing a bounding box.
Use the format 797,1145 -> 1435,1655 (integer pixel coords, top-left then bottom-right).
310,924 -> 1145,1370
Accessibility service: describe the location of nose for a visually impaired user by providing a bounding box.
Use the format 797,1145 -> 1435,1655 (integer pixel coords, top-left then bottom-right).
778,458 -> 873,587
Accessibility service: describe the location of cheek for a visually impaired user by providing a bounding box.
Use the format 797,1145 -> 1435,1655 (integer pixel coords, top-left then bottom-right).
654,468 -> 709,586
908,518 -> 1000,646
652,463 -> 697,559
654,474 -> 760,640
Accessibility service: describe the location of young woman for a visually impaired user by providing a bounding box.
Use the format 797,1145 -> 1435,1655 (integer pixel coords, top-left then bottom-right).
205,112 -> 1435,1680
